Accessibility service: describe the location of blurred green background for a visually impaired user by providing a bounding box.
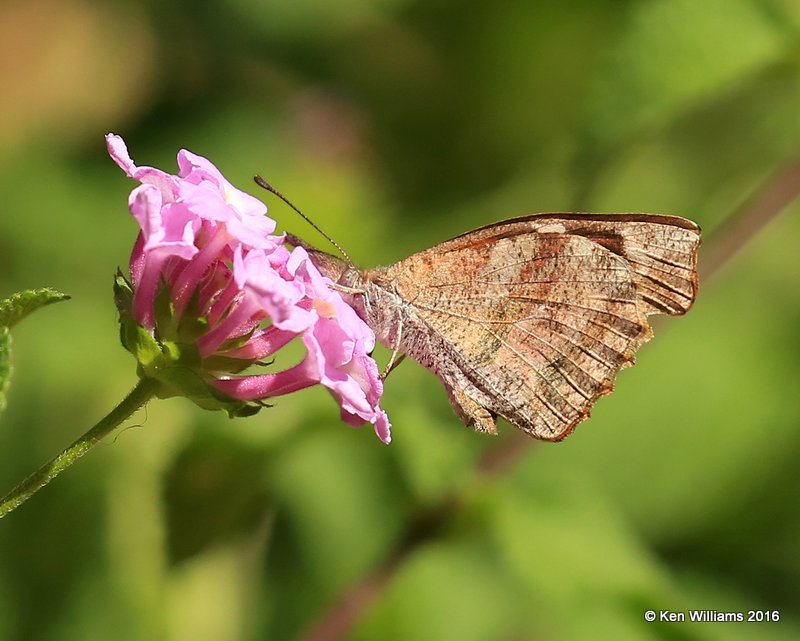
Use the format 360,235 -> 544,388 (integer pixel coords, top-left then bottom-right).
1,0 -> 800,640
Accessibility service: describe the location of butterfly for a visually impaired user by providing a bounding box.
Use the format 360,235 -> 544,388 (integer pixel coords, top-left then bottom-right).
285,210 -> 701,441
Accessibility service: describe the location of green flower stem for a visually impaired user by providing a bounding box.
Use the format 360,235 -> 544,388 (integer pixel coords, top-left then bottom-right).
0,378 -> 159,519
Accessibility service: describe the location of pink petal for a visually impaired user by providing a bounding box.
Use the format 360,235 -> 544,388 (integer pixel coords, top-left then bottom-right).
214,361 -> 317,400
106,133 -> 136,176
233,248 -> 314,332
129,187 -> 199,261
225,326 -> 299,360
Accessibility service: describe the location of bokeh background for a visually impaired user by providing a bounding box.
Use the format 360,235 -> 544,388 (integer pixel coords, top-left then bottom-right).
1,0 -> 800,640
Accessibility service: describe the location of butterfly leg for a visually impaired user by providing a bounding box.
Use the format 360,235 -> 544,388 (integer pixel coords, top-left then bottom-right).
329,283 -> 365,295
380,353 -> 406,380
380,316 -> 405,380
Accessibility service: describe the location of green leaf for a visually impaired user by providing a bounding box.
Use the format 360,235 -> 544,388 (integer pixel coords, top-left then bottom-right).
0,288 -> 70,328
0,288 -> 69,415
0,326 -> 11,414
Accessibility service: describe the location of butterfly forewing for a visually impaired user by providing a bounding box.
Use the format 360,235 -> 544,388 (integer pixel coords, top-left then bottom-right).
448,214 -> 701,316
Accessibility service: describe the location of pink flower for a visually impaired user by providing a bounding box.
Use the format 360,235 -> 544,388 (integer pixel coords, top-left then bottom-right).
107,134 -> 391,443
214,247 -> 391,443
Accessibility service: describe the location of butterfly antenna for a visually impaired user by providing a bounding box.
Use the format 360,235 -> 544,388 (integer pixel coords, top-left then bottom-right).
254,175 -> 351,263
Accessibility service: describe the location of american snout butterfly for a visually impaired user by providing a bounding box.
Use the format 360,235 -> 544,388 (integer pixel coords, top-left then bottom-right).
260,181 -> 701,440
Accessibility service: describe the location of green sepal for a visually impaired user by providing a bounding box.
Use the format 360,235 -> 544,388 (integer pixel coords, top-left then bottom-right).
114,271 -> 138,353
114,271 -> 264,419
224,402 -> 265,418
153,282 -> 179,341
214,327 -> 259,354
201,354 -> 260,375
174,286 -> 210,343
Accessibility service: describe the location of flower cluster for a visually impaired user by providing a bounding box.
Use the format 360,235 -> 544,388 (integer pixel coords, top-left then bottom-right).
107,134 -> 390,443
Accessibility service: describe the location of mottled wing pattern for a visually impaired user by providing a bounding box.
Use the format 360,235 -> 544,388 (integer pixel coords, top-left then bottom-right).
381,215 -> 700,440
384,234 -> 647,439
447,213 -> 701,316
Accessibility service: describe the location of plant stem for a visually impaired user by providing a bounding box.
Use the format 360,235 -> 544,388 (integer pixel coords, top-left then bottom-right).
0,377 -> 159,519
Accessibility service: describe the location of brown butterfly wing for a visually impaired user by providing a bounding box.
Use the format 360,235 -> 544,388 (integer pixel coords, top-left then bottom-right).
371,214 -> 700,440
438,213 -> 701,316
